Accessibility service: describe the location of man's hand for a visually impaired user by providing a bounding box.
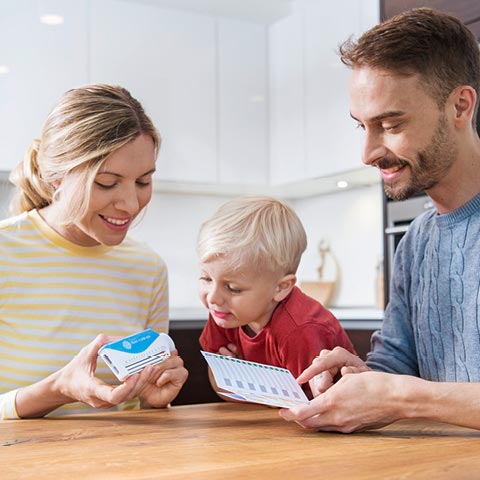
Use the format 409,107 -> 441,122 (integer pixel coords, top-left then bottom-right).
279,371 -> 409,432
298,347 -> 370,396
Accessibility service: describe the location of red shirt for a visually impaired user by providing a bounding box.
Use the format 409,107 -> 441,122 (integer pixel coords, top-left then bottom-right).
200,286 -> 355,380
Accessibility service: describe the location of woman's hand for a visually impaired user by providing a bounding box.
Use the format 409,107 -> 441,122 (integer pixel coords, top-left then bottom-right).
138,351 -> 189,408
53,334 -> 151,409
16,334 -> 151,418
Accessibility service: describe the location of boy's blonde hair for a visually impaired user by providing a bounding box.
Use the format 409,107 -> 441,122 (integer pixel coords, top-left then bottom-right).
197,196 -> 307,275
9,84 -> 160,223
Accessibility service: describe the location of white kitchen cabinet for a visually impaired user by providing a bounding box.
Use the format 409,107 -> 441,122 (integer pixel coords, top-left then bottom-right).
268,0 -> 380,184
90,0 -> 217,183
0,0 -> 88,171
217,18 -> 268,185
269,9 -> 306,185
304,0 -> 374,178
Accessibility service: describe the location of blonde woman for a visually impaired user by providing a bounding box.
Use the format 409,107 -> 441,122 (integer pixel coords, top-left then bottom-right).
0,84 -> 188,419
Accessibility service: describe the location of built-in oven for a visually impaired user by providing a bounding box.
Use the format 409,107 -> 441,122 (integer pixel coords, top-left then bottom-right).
383,192 -> 435,306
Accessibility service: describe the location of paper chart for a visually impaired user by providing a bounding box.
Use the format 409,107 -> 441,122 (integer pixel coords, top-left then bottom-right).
201,351 -> 309,408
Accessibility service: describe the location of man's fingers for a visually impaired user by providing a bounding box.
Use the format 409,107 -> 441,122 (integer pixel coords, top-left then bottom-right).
297,348 -> 366,384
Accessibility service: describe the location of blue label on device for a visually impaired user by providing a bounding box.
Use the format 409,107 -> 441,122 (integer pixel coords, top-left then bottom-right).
100,329 -> 159,354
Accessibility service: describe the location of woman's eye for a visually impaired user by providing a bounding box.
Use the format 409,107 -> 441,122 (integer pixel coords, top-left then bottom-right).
199,276 -> 211,282
95,182 -> 116,189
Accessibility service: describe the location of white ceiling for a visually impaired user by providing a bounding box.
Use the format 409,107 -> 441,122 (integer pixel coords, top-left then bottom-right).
120,0 -> 294,24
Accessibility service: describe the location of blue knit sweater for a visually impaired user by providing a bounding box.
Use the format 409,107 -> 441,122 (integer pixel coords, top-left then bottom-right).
367,194 -> 480,382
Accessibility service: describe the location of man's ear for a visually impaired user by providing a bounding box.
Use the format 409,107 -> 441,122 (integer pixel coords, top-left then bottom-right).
273,274 -> 296,302
451,85 -> 476,129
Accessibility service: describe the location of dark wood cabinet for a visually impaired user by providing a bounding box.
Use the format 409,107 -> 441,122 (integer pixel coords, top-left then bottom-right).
381,0 -> 480,38
170,321 -> 375,406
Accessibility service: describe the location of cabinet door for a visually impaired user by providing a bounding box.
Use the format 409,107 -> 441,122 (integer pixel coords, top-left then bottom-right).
303,0 -> 364,178
268,10 -> 306,185
268,0 -> 379,184
90,0 -> 217,183
217,18 -> 268,185
0,0 -> 88,171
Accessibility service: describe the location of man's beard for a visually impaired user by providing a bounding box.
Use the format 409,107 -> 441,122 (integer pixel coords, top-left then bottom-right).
383,114 -> 457,201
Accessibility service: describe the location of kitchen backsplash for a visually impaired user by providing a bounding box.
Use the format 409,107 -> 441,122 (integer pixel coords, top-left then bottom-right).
133,184 -> 383,309
0,180 -> 383,309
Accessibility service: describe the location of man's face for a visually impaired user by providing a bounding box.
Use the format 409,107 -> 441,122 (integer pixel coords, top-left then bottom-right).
349,67 -> 458,201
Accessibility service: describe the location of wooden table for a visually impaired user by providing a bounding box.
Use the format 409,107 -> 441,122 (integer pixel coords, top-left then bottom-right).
1,402 -> 480,479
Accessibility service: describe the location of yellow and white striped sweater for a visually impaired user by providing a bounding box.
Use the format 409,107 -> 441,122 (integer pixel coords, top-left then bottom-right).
0,209 -> 169,419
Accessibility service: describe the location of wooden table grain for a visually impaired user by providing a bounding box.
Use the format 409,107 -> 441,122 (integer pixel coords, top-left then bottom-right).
1,402 -> 480,479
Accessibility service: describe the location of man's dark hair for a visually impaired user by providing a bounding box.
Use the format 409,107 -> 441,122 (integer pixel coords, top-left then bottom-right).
340,7 -> 480,126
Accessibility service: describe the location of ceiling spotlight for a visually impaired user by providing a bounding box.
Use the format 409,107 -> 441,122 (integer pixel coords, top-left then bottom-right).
0,65 -> 10,74
337,180 -> 349,189
40,14 -> 64,25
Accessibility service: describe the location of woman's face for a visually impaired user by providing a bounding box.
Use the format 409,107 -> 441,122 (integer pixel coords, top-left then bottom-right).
52,134 -> 156,246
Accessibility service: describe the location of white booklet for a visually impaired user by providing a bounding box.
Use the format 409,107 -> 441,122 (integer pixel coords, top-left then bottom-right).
201,351 -> 309,408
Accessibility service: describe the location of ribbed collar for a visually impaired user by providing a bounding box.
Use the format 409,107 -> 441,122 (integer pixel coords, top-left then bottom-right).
28,209 -> 113,257
435,194 -> 480,228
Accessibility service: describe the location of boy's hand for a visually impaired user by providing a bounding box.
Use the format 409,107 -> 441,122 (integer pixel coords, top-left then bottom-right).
218,343 -> 241,359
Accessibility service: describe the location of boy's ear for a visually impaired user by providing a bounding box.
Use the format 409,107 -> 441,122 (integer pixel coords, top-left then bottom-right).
273,274 -> 296,302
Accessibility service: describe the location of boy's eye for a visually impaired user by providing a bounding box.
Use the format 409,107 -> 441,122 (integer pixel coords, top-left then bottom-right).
227,285 -> 241,294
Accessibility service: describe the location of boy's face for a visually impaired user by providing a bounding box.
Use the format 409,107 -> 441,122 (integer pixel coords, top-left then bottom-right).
198,257 -> 286,335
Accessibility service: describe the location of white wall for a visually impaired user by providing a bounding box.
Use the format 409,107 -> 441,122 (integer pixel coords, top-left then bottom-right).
294,184 -> 383,307
0,180 -> 13,219
131,193 -> 231,309
0,182 -> 383,308
129,184 -> 384,309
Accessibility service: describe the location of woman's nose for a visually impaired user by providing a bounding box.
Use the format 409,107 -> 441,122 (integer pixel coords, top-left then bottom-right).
114,184 -> 140,214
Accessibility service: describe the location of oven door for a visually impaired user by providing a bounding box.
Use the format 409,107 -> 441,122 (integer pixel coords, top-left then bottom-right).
383,194 -> 434,305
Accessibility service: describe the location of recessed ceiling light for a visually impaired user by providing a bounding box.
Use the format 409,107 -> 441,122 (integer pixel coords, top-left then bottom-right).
337,180 -> 349,189
0,65 -> 10,74
40,14 -> 64,25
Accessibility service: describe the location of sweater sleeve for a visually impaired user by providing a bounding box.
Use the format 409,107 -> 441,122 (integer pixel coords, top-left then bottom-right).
366,231 -> 420,375
0,390 -> 20,420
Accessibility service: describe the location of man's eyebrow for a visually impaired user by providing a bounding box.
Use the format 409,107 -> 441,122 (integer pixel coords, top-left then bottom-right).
350,111 -> 405,123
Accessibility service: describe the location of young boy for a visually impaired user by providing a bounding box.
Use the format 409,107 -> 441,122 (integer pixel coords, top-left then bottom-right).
197,196 -> 355,399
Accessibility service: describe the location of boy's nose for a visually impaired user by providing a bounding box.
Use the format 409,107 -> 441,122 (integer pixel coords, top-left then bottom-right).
207,285 -> 223,306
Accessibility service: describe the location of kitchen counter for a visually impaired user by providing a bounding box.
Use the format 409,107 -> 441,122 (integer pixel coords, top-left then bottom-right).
4,403 -> 480,479
170,306 -> 384,330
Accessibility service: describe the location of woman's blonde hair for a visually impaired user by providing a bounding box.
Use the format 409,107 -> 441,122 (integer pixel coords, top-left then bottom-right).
9,84 -> 160,222
197,196 -> 307,275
